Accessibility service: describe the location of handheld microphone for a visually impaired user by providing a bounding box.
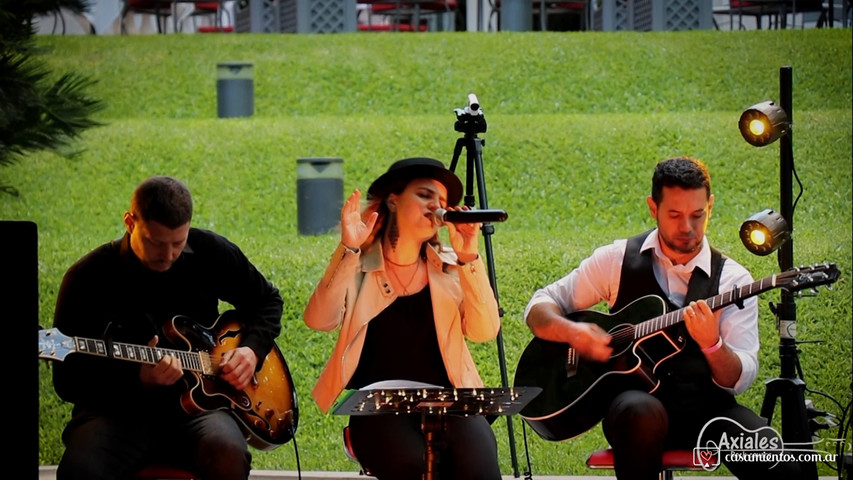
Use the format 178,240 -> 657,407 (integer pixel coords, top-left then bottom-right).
433,208 -> 508,225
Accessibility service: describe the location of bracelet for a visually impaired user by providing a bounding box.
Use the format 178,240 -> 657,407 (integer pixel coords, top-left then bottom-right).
701,336 -> 724,354
456,255 -> 477,266
341,242 -> 360,254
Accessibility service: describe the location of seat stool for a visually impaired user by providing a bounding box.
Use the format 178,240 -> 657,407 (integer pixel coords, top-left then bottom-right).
343,425 -> 375,477
135,464 -> 196,480
587,448 -> 715,480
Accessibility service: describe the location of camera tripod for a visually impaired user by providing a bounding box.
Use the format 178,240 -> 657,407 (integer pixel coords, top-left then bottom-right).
447,94 -> 522,477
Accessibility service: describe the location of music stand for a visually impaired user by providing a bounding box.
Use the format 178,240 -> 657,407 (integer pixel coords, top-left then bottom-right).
332,384 -> 541,480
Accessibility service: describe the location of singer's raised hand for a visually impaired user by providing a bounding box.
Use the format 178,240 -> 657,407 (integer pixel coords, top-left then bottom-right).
444,206 -> 480,263
341,189 -> 377,250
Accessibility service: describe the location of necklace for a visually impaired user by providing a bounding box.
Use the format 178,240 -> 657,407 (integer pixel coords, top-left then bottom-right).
386,259 -> 421,295
384,256 -> 419,268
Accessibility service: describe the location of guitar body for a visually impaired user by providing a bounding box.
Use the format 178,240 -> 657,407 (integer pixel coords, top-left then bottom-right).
513,295 -> 684,442
166,311 -> 299,451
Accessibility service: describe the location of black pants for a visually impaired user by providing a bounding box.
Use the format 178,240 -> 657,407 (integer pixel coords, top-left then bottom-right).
602,390 -> 803,480
57,408 -> 251,480
348,414 -> 502,480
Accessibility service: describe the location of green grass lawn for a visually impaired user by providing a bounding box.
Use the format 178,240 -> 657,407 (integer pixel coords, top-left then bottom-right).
4,28 -> 851,476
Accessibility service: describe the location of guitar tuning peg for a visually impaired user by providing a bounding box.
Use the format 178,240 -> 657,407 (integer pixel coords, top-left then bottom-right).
794,289 -> 817,298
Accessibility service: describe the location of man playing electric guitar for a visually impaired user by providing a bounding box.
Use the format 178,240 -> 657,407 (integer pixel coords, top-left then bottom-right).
51,176 -> 284,480
523,157 -> 801,479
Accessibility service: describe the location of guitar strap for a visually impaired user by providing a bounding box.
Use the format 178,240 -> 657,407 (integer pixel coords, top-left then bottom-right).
684,247 -> 725,306
614,230 -> 734,412
102,321 -> 121,358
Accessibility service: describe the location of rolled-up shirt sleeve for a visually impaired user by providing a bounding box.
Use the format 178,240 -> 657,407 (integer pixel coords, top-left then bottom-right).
524,240 -> 626,322
716,263 -> 760,395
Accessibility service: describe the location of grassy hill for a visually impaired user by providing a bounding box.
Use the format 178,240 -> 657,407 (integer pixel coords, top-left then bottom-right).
5,28 -> 851,476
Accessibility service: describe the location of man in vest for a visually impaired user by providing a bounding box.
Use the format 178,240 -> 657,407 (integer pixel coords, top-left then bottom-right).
524,156 -> 800,479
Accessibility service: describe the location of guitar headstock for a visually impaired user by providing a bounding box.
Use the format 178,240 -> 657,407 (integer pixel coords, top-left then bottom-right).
776,263 -> 840,295
38,328 -> 75,362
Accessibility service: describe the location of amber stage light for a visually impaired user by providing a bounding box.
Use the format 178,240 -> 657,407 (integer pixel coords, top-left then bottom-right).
738,100 -> 790,147
739,209 -> 791,256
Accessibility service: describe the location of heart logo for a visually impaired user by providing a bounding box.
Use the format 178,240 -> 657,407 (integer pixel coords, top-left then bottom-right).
692,447 -> 720,470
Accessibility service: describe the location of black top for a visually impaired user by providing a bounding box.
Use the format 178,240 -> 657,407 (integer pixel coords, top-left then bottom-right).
52,227 -> 283,416
347,285 -> 452,389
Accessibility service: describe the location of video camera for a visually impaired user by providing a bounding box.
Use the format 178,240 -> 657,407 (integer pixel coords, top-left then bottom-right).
454,93 -> 487,135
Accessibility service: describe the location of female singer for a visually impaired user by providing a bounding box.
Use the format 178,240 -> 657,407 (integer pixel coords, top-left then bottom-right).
304,157 -> 503,479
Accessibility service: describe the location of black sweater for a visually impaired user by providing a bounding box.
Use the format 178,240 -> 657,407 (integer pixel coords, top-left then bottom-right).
52,227 -> 283,416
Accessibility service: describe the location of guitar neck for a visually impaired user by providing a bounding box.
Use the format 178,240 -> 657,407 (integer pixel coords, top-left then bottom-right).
633,274 -> 779,340
72,336 -> 213,375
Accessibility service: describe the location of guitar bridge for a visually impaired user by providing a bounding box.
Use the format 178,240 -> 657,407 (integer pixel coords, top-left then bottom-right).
565,347 -> 578,378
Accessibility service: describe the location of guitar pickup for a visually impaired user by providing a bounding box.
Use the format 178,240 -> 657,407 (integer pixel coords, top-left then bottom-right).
565,347 -> 578,378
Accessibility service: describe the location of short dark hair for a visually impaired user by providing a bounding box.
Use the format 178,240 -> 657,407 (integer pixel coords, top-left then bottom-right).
131,176 -> 193,228
651,156 -> 711,205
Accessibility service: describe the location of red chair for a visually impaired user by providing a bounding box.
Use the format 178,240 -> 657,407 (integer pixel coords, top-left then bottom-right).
135,464 -> 196,480
360,0 -> 458,31
714,0 -> 780,29
176,1 -> 232,32
586,448 -> 716,480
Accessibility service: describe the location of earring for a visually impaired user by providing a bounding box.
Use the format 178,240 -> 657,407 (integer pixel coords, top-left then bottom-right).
388,213 -> 399,251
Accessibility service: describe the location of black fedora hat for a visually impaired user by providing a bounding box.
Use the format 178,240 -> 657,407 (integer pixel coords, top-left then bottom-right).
367,157 -> 463,206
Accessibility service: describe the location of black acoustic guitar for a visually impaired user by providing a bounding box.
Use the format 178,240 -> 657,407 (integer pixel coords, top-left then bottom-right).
39,310 -> 299,451
513,263 -> 839,442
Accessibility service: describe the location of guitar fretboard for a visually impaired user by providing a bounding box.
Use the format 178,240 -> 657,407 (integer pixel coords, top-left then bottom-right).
72,337 -> 215,375
632,274 -> 779,339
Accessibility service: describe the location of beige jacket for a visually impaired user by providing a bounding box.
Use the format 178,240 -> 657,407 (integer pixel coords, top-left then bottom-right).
304,241 -> 501,413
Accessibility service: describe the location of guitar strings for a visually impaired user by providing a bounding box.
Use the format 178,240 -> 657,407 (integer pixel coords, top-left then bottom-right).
610,327 -> 634,346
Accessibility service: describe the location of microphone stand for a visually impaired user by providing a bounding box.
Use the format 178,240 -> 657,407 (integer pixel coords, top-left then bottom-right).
448,100 -> 522,478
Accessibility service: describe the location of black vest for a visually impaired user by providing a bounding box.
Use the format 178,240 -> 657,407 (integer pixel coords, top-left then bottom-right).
612,230 -> 735,413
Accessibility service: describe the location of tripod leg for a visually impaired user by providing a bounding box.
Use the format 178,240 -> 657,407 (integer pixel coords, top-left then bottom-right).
760,379 -> 780,422
762,377 -> 819,479
466,135 -> 522,477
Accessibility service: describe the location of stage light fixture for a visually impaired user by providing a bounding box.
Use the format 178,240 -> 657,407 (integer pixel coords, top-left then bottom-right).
740,209 -> 791,256
739,101 -> 790,147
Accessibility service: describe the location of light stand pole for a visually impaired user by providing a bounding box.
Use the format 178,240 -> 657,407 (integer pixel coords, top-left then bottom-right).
448,95 -> 521,478
755,66 -> 819,480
